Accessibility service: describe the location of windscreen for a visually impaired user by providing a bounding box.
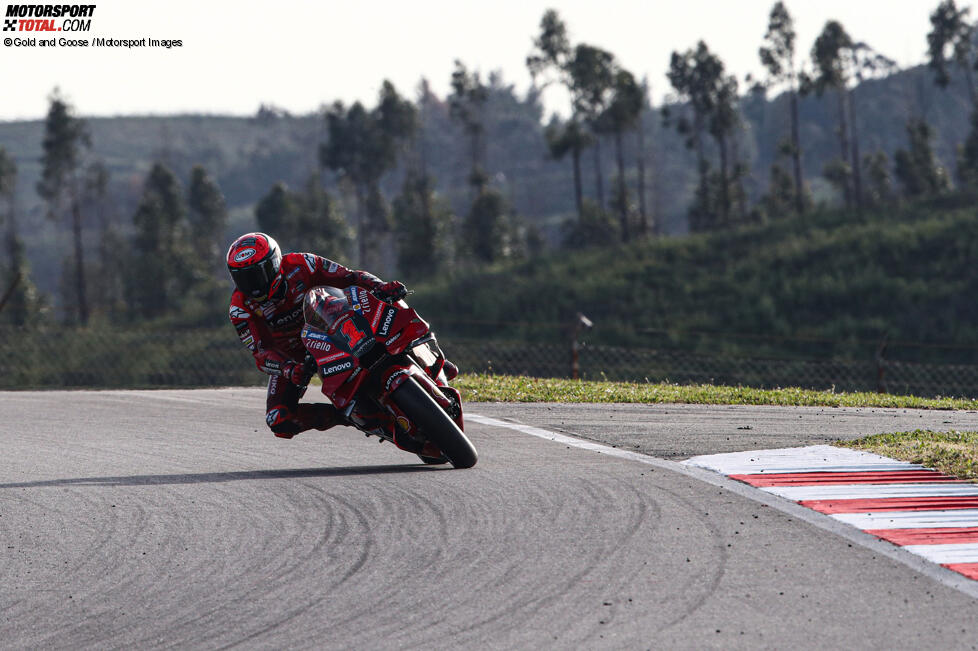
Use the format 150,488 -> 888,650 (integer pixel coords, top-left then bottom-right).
303,286 -> 350,332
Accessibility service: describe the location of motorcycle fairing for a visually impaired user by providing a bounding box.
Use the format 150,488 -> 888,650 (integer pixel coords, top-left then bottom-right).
300,285 -> 463,453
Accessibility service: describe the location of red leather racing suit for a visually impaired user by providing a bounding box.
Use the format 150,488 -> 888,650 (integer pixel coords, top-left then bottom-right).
229,252 -> 384,438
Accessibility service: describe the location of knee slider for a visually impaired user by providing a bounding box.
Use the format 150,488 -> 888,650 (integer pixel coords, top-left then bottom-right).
266,407 -> 300,438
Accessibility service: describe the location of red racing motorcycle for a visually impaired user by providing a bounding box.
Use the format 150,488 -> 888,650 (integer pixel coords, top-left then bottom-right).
300,285 -> 477,469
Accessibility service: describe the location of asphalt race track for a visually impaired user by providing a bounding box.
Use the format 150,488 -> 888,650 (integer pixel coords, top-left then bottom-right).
3,389 -> 978,649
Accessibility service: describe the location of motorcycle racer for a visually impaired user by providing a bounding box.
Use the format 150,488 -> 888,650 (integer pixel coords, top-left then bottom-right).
226,231 -> 433,439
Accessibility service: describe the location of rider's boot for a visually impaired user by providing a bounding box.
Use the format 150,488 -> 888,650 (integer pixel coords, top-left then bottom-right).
296,403 -> 344,432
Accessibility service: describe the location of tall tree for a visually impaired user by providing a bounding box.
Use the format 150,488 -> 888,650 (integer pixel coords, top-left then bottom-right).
567,44 -> 616,209
759,1 -> 806,215
544,117 -> 591,217
36,89 -> 91,324
894,119 -> 951,197
863,150 -> 895,207
0,148 -> 41,325
927,0 -> 977,105
847,43 -> 897,207
187,165 -> 228,271
527,8 -> 586,218
635,80 -> 652,236
321,81 -> 416,267
927,1 -> 978,183
449,60 -> 490,191
392,171 -> 453,279
464,186 -> 512,264
129,163 -> 192,319
81,160 -> 125,319
708,72 -> 742,225
810,20 -> 857,209
297,173 -> 351,262
256,178 -> 350,261
666,41 -> 739,229
526,9 -> 571,88
598,68 -> 643,240
255,182 -> 299,243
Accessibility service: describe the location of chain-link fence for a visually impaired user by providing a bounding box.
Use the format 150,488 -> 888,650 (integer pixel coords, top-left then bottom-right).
1,325 -> 977,398
444,338 -> 978,398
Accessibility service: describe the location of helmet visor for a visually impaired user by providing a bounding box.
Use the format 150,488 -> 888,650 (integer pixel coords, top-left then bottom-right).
230,253 -> 280,299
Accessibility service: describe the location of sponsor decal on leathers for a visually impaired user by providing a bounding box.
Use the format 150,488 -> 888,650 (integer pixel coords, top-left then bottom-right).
268,306 -> 303,331
229,305 -> 250,319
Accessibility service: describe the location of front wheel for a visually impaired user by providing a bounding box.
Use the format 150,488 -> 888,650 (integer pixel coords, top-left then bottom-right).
392,378 -> 478,469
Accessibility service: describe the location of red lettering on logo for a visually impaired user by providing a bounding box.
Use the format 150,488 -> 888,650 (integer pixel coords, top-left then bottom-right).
341,319 -> 365,347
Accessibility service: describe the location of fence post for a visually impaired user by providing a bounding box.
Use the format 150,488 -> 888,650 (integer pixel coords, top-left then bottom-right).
876,334 -> 889,394
571,313 -> 593,379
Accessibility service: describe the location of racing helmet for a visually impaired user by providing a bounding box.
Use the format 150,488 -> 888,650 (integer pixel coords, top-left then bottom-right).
226,232 -> 285,302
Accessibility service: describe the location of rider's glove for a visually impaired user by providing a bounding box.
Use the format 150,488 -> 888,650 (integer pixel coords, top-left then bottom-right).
374,280 -> 407,301
284,356 -> 315,386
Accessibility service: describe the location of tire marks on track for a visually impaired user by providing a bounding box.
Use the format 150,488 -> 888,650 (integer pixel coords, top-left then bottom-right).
4,391 -> 978,649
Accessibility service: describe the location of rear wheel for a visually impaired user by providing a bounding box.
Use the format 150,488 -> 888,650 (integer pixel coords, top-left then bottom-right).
392,378 -> 478,469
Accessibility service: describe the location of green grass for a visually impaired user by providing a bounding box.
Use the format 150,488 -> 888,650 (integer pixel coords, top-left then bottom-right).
455,374 -> 978,479
454,374 -> 978,479
454,373 -> 978,409
838,431 -> 978,482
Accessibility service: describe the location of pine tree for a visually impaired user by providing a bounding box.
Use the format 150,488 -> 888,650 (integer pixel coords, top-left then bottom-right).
598,68 -> 643,241
321,81 -> 416,267
759,1 -> 806,215
449,60 -> 490,192
255,182 -> 299,243
666,41 -> 741,229
81,160 -> 126,320
0,147 -> 42,326
894,118 -> 950,197
36,89 -> 91,324
863,150 -> 895,206
129,163 -> 192,319
187,165 -> 228,271
810,21 -> 856,209
297,173 -> 351,262
392,171 -> 453,279
464,187 -> 512,264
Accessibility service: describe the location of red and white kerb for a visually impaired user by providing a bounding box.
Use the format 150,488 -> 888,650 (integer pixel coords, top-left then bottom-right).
684,445 -> 978,581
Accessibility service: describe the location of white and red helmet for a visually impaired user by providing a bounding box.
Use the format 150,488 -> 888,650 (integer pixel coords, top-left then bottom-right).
226,232 -> 284,302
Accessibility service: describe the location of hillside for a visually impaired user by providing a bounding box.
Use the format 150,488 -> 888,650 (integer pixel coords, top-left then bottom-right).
410,192 -> 978,366
0,64 -> 974,306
